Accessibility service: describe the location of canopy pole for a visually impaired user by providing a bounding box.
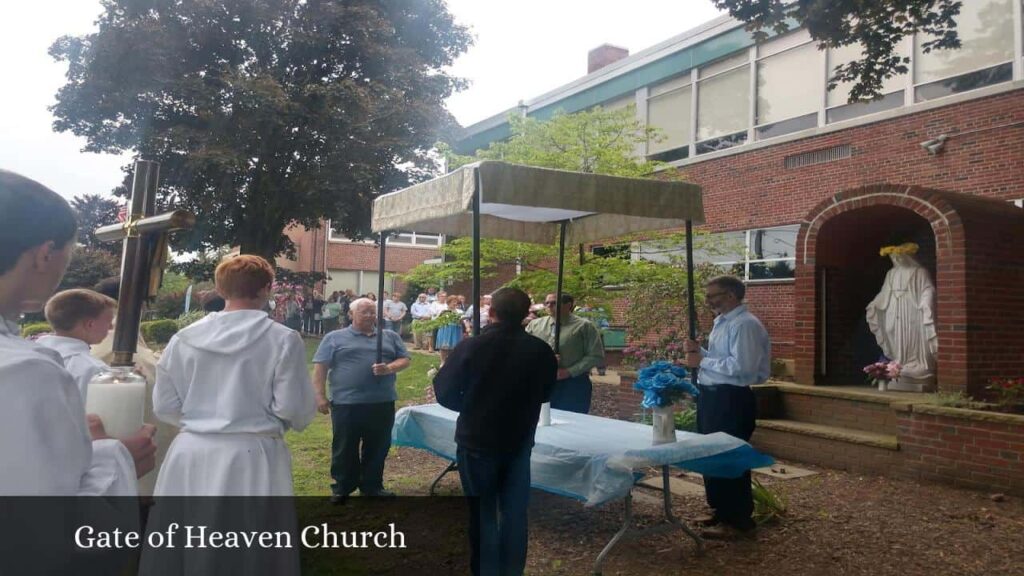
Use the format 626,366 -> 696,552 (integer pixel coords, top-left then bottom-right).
472,170 -> 482,336
376,231 -> 387,364
685,220 -> 698,388
554,220 -> 568,356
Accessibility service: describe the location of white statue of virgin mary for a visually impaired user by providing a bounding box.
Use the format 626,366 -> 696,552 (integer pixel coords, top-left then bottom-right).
865,243 -> 938,391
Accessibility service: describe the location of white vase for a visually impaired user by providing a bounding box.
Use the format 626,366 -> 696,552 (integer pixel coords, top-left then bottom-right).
652,405 -> 677,445
877,379 -> 888,392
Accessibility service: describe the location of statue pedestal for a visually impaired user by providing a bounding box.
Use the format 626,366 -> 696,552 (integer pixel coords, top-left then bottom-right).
887,377 -> 935,393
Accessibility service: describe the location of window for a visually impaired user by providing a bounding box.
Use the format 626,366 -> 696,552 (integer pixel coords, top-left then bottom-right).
756,31 -> 819,139
647,75 -> 692,162
591,243 -> 631,260
914,0 -> 1015,101
328,223 -> 442,248
825,41 -> 907,123
633,225 -> 798,282
696,53 -> 750,153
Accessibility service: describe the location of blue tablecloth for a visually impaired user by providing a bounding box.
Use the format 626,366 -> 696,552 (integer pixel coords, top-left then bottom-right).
392,404 -> 773,507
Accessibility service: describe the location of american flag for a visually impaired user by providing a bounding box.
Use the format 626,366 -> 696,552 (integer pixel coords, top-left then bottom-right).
117,205 -> 128,223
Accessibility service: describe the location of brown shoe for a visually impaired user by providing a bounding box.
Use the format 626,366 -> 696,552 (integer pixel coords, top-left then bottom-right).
701,524 -> 756,541
693,514 -> 722,527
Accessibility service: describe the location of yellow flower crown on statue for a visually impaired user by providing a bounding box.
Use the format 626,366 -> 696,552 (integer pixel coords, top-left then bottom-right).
879,242 -> 919,257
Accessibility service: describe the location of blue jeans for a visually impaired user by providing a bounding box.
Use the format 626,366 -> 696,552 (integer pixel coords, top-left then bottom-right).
549,374 -> 592,414
456,445 -> 532,576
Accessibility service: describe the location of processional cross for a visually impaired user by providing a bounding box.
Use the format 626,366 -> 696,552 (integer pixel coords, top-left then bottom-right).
95,160 -> 194,367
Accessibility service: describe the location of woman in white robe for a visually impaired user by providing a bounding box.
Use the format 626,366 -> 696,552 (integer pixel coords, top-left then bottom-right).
152,255 -> 316,496
866,250 -> 938,388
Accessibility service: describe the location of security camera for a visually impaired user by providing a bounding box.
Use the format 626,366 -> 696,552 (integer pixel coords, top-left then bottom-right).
920,134 -> 948,155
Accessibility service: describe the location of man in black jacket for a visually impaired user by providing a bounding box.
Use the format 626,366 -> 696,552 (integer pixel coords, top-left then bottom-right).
433,287 -> 557,576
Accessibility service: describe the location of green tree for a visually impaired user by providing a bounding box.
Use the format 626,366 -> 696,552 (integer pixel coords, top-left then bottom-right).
70,194 -> 121,255
714,0 -> 964,101
58,247 -> 120,291
50,0 -> 471,261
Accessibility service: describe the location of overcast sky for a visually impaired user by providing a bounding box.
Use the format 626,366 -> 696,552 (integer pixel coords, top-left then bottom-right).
0,0 -> 724,201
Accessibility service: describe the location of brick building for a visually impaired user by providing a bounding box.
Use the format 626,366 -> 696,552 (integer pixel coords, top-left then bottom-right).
279,221 -> 442,298
454,2 -> 1024,396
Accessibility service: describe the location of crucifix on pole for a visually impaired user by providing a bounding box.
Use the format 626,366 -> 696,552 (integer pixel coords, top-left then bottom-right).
95,160 -> 195,367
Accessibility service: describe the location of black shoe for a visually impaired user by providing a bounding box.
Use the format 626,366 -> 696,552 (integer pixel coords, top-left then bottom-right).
360,489 -> 397,498
329,494 -> 347,505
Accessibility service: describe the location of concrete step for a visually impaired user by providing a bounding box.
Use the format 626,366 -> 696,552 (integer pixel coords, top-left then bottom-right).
755,383 -> 903,435
756,419 -> 899,451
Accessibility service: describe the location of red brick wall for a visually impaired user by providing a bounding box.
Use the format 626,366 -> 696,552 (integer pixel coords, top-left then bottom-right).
674,89 -> 1024,234
672,89 -> 1024,387
897,407 -> 1024,495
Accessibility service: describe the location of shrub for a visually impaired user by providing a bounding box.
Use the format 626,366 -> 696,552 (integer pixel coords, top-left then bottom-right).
21,322 -> 53,339
141,319 -> 178,345
149,290 -> 201,320
752,478 -> 787,525
176,310 -> 208,330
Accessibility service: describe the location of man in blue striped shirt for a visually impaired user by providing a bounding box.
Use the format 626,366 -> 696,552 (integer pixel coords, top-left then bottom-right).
684,275 -> 770,539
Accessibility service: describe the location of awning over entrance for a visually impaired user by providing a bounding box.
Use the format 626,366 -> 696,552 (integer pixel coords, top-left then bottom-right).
370,160 -> 705,243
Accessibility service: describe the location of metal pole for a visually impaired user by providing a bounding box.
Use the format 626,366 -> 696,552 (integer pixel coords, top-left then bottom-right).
376,231 -> 387,364
685,220 -> 698,387
554,220 -> 568,355
472,171 -> 482,336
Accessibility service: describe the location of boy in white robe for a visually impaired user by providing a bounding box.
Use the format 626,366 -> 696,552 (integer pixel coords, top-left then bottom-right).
37,288 -> 116,403
152,254 -> 316,496
0,169 -> 156,495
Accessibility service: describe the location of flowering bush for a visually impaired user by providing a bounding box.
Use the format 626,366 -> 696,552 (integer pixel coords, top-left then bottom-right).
863,360 -> 901,384
633,360 -> 700,408
622,330 -> 687,367
987,377 -> 1024,407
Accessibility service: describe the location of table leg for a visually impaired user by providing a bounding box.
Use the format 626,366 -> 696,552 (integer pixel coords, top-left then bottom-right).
591,466 -> 705,575
429,461 -> 458,496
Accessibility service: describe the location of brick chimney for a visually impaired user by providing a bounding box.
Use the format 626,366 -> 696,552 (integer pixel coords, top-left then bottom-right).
588,44 -> 629,74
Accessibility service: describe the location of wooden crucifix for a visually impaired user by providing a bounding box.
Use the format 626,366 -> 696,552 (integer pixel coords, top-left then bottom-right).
95,160 -> 195,367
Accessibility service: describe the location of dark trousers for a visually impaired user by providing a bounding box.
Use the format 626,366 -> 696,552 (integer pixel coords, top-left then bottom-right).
457,445 -> 532,576
549,374 -> 592,414
696,384 -> 757,529
330,402 -> 395,496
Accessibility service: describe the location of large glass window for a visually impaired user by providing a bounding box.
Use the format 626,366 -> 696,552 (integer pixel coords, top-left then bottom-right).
328,224 -> 442,247
756,39 -> 819,139
696,60 -> 750,153
826,41 -> 907,123
914,0 -> 1015,101
634,225 -> 798,282
647,75 -> 692,161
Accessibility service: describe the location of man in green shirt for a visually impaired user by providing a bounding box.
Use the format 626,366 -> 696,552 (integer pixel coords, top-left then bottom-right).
526,293 -> 605,413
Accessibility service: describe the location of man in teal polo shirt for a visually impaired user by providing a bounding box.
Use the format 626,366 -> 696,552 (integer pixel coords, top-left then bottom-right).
313,298 -> 410,503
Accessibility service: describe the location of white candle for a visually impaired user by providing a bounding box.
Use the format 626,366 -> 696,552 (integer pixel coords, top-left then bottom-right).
538,402 -> 551,427
85,370 -> 145,440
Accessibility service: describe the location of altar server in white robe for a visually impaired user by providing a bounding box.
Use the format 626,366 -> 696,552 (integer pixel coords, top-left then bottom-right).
0,169 -> 156,495
153,254 -> 316,496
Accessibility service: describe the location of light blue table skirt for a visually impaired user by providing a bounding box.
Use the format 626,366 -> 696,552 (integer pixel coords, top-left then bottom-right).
393,404 -> 773,507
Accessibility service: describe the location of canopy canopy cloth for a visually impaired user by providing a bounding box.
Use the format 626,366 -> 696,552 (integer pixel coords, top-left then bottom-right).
368,160 -> 705,371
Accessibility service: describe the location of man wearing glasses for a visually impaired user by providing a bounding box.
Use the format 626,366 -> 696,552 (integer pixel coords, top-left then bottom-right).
526,293 -> 605,413
683,275 -> 770,540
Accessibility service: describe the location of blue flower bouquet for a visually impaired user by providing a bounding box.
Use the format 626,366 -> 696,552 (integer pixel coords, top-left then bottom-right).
633,360 -> 700,409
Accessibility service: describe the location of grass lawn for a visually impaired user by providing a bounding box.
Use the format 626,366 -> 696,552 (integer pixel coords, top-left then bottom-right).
288,337 -> 438,495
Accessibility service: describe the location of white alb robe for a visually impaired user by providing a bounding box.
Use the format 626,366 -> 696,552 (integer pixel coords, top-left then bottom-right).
866,253 -> 938,388
152,310 -> 316,496
37,334 -> 108,403
0,318 -> 136,495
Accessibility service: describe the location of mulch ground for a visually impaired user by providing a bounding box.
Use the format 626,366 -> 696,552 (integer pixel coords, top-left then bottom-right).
400,380 -> 1024,576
